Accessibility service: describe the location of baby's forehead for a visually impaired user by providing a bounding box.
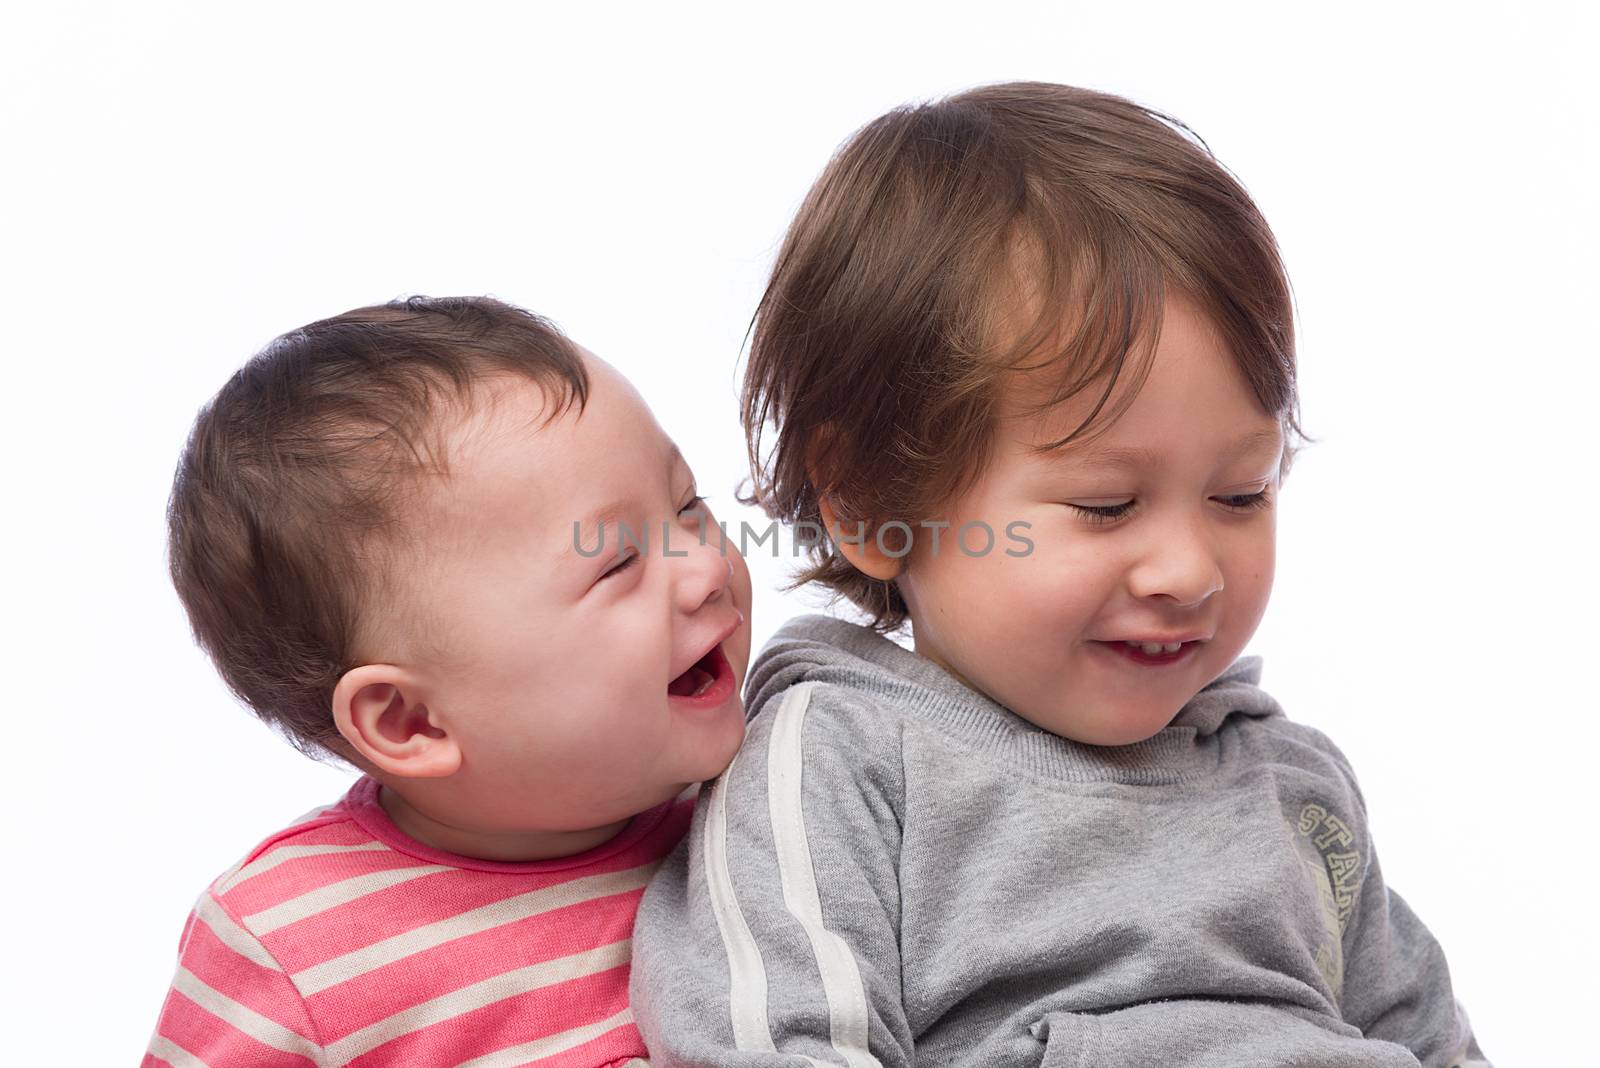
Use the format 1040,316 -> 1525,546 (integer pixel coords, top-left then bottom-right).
425,366 -> 687,525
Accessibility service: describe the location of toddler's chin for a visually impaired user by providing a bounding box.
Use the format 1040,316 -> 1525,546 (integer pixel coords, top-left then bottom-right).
1024,704 -> 1176,748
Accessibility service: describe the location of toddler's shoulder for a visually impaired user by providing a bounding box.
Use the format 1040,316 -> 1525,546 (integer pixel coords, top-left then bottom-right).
1192,656 -> 1362,790
1241,707 -> 1370,810
726,676 -> 909,833
744,613 -> 926,749
745,674 -> 910,764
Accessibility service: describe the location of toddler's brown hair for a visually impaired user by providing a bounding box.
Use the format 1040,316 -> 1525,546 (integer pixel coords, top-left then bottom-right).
741,82 -> 1305,631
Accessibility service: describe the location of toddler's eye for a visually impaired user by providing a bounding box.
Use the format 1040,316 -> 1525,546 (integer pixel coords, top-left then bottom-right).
679,494 -> 708,516
600,552 -> 639,580
1069,500 -> 1137,525
1215,489 -> 1273,512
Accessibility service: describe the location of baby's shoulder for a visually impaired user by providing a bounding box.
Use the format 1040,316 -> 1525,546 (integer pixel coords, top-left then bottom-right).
203,791 -> 384,906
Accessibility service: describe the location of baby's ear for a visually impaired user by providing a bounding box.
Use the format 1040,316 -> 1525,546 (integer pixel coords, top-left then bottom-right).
332,665 -> 461,779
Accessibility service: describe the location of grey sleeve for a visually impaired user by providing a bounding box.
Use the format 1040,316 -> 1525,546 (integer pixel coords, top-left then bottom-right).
1338,856 -> 1489,1067
631,681 -> 912,1067
1318,742 -> 1489,1066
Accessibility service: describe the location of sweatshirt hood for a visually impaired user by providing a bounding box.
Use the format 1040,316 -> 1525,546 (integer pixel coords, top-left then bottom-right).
746,613 -> 1281,742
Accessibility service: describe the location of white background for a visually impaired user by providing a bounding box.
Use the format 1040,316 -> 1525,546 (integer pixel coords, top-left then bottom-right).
3,2 -> 1593,1064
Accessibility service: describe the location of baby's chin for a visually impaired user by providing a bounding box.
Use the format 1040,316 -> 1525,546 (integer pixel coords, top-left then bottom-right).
695,701 -> 749,777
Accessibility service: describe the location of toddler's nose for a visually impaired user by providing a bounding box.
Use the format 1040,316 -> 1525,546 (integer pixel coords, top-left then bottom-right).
1130,519 -> 1224,606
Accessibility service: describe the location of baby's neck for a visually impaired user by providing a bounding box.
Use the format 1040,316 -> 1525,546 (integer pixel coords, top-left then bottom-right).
378,784 -> 631,863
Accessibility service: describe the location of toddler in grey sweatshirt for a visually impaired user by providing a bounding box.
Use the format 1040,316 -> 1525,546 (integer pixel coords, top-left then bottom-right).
632,82 -> 1488,1066
633,617 -> 1485,1066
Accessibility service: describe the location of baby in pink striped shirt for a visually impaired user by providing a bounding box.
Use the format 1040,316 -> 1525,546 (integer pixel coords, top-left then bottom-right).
146,295 -> 753,1067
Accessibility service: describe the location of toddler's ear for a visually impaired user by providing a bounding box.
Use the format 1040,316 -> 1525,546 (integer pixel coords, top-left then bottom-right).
808,425 -> 907,581
816,494 -> 906,582
332,665 -> 461,779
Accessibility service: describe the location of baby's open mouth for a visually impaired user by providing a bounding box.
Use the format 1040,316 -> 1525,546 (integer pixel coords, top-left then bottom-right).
668,644 -> 730,698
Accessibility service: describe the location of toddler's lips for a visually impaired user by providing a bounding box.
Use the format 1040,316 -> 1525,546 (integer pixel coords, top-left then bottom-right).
667,643 -> 736,706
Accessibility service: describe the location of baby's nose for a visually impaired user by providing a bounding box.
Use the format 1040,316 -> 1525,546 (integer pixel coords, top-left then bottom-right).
678,536 -> 735,613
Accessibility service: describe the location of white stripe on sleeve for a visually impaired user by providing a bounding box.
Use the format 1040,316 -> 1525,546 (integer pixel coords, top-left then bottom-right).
243,862 -> 450,935
704,745 -> 780,1053
766,683 -> 881,1068
454,1006 -> 636,1068
146,1034 -> 210,1068
322,938 -> 632,1064
171,967 -> 322,1061
194,893 -> 282,972
218,841 -> 391,894
292,862 -> 659,995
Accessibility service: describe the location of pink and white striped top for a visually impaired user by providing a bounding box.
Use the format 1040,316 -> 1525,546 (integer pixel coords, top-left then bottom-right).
143,777 -> 691,1067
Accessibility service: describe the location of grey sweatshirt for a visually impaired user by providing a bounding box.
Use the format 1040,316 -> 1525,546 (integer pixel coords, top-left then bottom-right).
632,613 -> 1488,1067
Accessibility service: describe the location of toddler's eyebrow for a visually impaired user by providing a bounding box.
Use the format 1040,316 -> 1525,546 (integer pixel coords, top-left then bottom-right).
1064,426 -> 1282,471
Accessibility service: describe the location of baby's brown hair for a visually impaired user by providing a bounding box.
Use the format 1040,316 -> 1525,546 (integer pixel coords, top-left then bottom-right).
167,296 -> 587,758
742,82 -> 1305,632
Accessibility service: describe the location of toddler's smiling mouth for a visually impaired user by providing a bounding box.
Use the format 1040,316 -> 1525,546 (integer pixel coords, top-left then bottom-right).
1091,638 -> 1205,667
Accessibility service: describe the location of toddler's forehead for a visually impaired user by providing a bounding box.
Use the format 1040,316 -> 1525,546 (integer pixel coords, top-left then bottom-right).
991,363 -> 1133,451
